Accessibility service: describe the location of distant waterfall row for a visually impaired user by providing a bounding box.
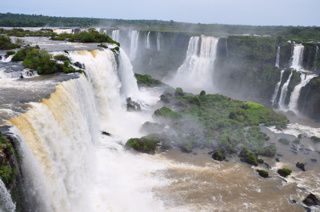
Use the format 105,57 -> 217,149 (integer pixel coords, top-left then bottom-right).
272,43 -> 317,114
168,35 -> 219,93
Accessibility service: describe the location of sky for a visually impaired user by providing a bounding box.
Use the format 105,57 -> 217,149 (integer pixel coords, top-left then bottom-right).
1,0 -> 319,26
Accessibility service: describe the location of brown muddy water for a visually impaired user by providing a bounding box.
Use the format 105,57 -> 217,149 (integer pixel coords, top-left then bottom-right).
153,149 -> 307,211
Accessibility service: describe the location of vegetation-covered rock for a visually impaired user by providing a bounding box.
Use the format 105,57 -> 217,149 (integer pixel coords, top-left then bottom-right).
239,148 -> 258,166
256,169 -> 269,178
277,167 -> 292,177
51,29 -> 119,45
154,107 -> 181,119
0,35 -> 20,50
0,133 -> 17,186
12,47 -> 81,75
0,27 -> 55,37
134,73 -> 162,87
125,135 -> 161,154
126,97 -> 141,111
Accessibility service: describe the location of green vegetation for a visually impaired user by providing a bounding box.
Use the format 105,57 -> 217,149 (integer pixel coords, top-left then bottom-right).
154,107 -> 182,120
277,168 -> 292,178
239,148 -> 258,166
0,27 -> 55,37
151,90 -> 287,157
126,135 -> 161,154
51,29 -> 119,45
256,169 -> 269,178
6,50 -> 16,56
53,54 -> 70,62
212,150 -> 226,161
1,13 -> 320,42
134,73 -> 162,87
0,35 -> 20,50
12,46 -> 80,75
0,133 -> 16,186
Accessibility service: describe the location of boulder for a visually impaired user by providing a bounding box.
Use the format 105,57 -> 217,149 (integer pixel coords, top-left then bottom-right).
303,193 -> 320,207
296,162 -> 306,171
101,131 -> 111,136
73,61 -> 85,69
126,97 -> 141,111
211,150 -> 226,161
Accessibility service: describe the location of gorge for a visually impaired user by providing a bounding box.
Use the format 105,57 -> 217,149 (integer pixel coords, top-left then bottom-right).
0,19 -> 320,211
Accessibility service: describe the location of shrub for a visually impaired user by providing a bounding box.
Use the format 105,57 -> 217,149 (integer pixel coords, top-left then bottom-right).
154,107 -> 181,119
54,54 -> 70,62
175,87 -> 184,96
126,135 -> 160,154
277,167 -> 292,177
134,73 -> 162,87
0,35 -> 20,50
256,169 -> 269,178
239,148 -> 258,166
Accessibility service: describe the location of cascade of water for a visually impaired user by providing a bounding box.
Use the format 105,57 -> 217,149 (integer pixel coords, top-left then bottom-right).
118,49 -> 140,99
288,73 -> 317,113
271,69 -> 285,105
314,46 -> 319,71
168,35 -> 219,93
0,179 -> 16,212
291,44 -> 304,71
129,30 -> 139,60
275,46 -> 280,68
8,49 -> 167,212
1,55 -> 13,63
146,31 -> 151,49
156,32 -> 161,51
112,30 -> 120,42
278,71 -> 293,110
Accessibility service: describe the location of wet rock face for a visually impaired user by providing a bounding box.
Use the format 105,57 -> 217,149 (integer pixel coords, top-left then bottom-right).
303,193 -> 320,207
296,162 -> 306,171
298,76 -> 320,122
126,97 -> 141,111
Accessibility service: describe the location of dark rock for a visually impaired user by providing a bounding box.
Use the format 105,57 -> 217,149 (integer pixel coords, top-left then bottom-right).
311,158 -> 317,163
73,61 -> 85,69
101,131 -> 111,136
160,94 -> 170,103
296,162 -> 306,171
211,150 -> 226,161
126,97 -> 141,111
276,158 -> 280,162
303,193 -> 320,207
64,50 -> 69,54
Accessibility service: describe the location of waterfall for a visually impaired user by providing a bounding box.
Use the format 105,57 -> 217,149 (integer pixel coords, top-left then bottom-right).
168,35 -> 219,93
112,30 -> 120,42
291,43 -> 304,71
129,30 -> 139,60
288,73 -> 317,113
118,49 -> 140,99
314,46 -> 319,71
156,32 -> 161,51
8,49 -> 167,211
275,46 -> 280,68
0,179 -> 16,212
146,31 -> 151,49
271,69 -> 284,105
278,71 -> 293,110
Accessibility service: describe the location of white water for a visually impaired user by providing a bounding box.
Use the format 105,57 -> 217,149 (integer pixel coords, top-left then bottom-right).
112,30 -> 120,42
129,30 -> 139,60
118,49 -> 141,99
278,71 -> 293,110
0,179 -> 15,212
168,35 -> 219,93
275,46 -> 280,68
271,69 -> 285,105
291,44 -> 304,71
1,55 -> 13,63
288,73 -> 317,113
9,49 -> 169,212
156,32 -> 161,51
146,31 -> 151,49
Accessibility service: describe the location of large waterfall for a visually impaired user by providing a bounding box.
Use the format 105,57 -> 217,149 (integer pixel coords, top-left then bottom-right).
168,35 -> 219,93
278,71 -> 293,110
0,179 -> 15,212
112,30 -> 120,42
7,49 -> 168,212
275,46 -> 280,68
288,73 -> 317,113
146,32 -> 151,49
129,30 -> 139,60
291,43 -> 304,71
271,69 -> 284,105
156,32 -> 161,51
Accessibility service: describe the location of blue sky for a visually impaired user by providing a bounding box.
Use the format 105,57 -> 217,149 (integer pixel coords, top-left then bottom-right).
1,0 -> 319,26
